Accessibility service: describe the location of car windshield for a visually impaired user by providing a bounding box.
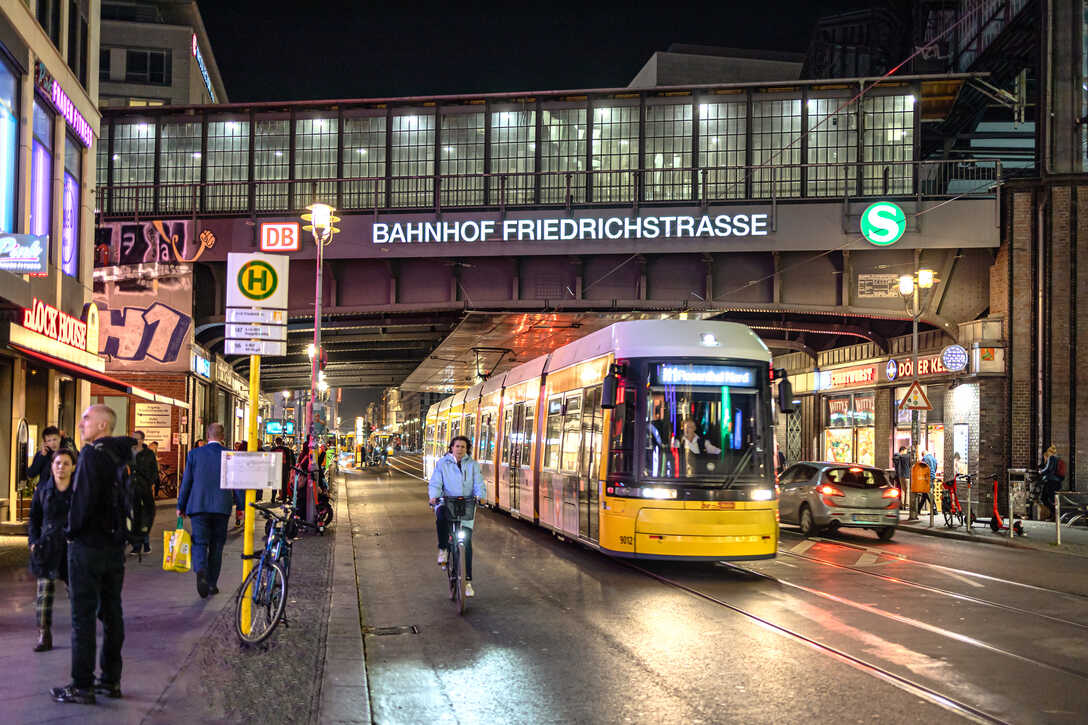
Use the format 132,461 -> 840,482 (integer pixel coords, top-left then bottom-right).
643,365 -> 761,483
824,467 -> 888,488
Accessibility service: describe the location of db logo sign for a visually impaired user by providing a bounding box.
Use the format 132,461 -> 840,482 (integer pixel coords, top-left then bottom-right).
860,201 -> 906,246
260,222 -> 300,252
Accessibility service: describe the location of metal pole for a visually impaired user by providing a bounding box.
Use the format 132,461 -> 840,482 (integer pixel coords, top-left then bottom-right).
305,234 -> 324,524
966,477 -> 973,535
1055,493 -> 1061,546
1008,471 -> 1014,539
240,354 -> 260,635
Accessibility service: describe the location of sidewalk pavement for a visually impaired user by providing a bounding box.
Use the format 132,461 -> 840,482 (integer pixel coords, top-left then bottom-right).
897,509 -> 1088,557
0,490 -> 339,724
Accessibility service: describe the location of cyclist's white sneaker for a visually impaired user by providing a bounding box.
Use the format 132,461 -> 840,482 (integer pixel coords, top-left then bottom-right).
437,549 -> 448,566
465,582 -> 475,597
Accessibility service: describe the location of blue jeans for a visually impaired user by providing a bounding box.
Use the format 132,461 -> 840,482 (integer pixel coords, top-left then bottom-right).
189,514 -> 229,588
436,506 -> 473,580
68,541 -> 125,688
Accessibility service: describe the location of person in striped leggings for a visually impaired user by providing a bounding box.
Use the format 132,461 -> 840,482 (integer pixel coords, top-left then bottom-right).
28,448 -> 77,652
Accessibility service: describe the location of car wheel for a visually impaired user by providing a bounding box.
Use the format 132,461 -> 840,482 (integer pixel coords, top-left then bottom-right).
877,526 -> 895,542
799,505 -> 818,537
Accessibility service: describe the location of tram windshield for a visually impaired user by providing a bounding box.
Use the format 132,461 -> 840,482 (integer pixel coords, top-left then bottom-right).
643,363 -> 763,483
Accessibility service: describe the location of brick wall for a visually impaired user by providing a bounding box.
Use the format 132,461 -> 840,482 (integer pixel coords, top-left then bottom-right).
874,388 -> 892,469
1008,191 -> 1034,470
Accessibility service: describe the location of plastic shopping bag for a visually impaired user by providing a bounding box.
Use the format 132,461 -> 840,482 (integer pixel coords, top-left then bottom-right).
162,517 -> 192,573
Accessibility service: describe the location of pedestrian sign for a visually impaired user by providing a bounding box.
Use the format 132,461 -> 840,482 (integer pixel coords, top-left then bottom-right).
899,380 -> 932,411
226,253 -> 289,309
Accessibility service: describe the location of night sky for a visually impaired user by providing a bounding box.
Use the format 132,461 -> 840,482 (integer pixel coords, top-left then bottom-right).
200,1 -> 878,103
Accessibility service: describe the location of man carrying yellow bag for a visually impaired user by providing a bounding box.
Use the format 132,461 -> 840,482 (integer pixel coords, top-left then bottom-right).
162,517 -> 191,573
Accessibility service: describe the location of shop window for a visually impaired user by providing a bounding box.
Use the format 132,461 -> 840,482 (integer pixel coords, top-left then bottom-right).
699,100 -> 746,200
440,111 -> 484,206
540,106 -> 586,204
62,135 -> 81,278
491,108 -> 535,204
30,102 -> 53,241
343,114 -> 385,209
294,116 -> 337,204
206,119 -> 249,212
390,112 -> 434,207
823,393 -> 874,466
591,104 -> 638,203
644,103 -> 692,202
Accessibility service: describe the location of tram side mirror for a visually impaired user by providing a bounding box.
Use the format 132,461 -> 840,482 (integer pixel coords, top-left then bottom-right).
601,373 -> 618,409
777,375 -> 796,414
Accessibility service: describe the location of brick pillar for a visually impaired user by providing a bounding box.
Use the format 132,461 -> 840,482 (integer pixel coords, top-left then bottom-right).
1007,191 -> 1034,470
977,377 -> 1007,513
874,387 -> 892,469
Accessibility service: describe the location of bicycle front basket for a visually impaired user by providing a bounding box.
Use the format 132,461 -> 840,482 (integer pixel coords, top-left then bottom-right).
446,497 -> 476,520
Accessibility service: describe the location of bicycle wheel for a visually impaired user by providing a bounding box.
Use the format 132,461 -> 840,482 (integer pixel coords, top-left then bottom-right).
456,540 -> 467,615
234,559 -> 287,645
448,547 -> 459,601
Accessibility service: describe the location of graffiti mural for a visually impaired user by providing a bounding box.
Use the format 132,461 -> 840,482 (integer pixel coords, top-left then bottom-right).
93,270 -> 194,372
94,220 -> 216,267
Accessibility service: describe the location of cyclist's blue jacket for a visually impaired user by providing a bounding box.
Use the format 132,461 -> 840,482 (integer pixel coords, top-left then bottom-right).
429,453 -> 485,529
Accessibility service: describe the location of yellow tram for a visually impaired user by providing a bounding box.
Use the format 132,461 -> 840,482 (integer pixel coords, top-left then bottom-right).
423,319 -> 786,561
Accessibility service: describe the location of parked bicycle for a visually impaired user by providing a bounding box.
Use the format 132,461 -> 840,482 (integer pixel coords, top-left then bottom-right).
436,496 -> 476,615
942,473 -> 970,528
234,501 -> 314,645
157,464 -> 178,499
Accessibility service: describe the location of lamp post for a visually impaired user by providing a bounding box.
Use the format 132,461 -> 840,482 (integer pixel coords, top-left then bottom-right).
301,202 -> 339,522
899,267 -> 936,524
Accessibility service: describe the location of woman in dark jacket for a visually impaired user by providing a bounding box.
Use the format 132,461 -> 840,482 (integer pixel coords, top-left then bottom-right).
28,448 -> 77,652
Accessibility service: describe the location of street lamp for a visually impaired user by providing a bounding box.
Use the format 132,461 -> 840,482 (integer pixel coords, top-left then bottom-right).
300,201 -> 339,523
899,266 -> 936,523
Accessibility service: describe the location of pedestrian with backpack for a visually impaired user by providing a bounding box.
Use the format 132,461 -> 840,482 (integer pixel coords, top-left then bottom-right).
1038,444 -> 1065,520
52,404 -> 133,705
129,432 -> 158,556
177,423 -> 242,599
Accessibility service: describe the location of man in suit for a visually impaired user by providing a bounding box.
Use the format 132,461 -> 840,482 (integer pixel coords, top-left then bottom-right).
177,423 -> 240,598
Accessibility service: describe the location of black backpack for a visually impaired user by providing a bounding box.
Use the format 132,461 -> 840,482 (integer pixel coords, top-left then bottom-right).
96,443 -> 156,557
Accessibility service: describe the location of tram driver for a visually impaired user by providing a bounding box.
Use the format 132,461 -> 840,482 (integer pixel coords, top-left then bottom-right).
670,418 -> 722,456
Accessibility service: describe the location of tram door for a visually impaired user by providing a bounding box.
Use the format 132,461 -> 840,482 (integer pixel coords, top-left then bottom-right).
579,386 -> 603,541
509,402 -> 526,513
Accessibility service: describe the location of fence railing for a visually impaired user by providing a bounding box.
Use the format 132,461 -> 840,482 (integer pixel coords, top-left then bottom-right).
96,158 -> 1001,219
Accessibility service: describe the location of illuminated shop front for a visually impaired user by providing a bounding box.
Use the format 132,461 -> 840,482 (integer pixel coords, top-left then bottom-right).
818,364 -> 878,466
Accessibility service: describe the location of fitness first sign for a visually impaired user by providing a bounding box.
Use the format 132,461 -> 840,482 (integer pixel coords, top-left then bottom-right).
372,212 -> 770,244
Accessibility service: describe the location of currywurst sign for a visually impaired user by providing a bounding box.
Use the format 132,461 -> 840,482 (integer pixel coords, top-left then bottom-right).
373,212 -> 770,244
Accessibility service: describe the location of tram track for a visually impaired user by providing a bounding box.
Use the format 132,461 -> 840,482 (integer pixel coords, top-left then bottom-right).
620,559 -> 1013,725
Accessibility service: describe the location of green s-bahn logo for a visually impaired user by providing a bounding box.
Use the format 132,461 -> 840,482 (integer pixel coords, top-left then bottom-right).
860,201 -> 907,246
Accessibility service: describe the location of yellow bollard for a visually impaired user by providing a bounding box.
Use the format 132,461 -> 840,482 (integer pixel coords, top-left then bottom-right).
240,354 -> 260,635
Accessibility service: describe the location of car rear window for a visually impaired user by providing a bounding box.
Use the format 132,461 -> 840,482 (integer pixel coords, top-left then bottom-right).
824,467 -> 887,488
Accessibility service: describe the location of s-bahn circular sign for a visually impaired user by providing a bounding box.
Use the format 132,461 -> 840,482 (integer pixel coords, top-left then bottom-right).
860,201 -> 907,246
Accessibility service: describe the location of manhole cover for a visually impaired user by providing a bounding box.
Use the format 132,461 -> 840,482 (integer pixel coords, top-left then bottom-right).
363,625 -> 419,636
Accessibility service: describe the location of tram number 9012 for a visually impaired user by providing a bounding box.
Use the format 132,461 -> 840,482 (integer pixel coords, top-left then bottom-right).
619,536 -> 634,545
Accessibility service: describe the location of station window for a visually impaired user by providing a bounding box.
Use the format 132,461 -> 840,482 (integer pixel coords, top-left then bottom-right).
644,103 -> 692,201
206,119 -> 249,212
440,111 -> 484,206
111,120 -> 155,214
343,114 -> 385,209
62,135 -> 81,278
806,97 -> 857,197
391,112 -> 435,208
491,108 -> 535,204
698,100 -> 746,200
591,104 -> 638,203
254,118 -> 290,211
540,107 -> 586,204
862,95 -> 914,194
295,116 -> 337,205
751,97 -> 801,198
125,48 -> 171,86
30,102 -> 53,241
159,120 -> 201,213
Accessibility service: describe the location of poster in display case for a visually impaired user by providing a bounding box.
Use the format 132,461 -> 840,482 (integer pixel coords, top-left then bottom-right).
825,428 -> 854,463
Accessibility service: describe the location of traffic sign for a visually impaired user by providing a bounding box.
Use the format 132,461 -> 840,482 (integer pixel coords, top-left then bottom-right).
899,380 -> 932,411
226,323 -> 287,341
226,253 -> 289,309
226,307 -> 286,324
225,339 -> 287,356
860,201 -> 907,246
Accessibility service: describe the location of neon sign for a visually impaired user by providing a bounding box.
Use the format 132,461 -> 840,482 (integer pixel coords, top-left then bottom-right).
23,298 -> 87,351
0,234 -> 49,273
61,173 -> 78,276
192,35 -> 217,103
656,364 -> 755,387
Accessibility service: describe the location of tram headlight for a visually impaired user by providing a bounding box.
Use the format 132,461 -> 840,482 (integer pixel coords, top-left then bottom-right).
749,488 -> 774,501
642,487 -> 678,499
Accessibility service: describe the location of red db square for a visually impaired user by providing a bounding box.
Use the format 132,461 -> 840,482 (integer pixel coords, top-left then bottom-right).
260,222 -> 300,252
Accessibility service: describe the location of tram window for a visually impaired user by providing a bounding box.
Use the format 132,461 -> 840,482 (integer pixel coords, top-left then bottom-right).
502,408 -> 513,464
520,404 -> 534,467
560,394 -> 583,472
609,390 -> 636,474
464,415 -> 476,452
451,421 -> 460,440
644,384 -> 760,480
544,396 -> 563,469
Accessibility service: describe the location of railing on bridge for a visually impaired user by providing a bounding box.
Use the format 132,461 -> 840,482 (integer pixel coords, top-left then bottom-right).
96,158 -> 1001,219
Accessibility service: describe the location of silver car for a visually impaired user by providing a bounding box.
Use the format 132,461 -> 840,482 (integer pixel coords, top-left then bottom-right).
778,462 -> 901,541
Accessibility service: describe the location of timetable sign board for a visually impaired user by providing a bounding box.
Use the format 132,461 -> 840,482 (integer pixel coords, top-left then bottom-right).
225,339 -> 287,356
226,307 -> 287,324
226,323 -> 287,341
220,451 -> 283,490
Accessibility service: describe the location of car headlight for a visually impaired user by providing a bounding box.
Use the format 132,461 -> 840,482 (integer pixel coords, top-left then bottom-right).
750,488 -> 774,501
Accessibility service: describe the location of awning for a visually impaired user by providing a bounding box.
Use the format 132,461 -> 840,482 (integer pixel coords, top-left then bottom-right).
13,343 -> 145,398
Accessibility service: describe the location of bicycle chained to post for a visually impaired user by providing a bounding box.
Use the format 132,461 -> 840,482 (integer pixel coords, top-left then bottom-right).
428,435 -> 485,608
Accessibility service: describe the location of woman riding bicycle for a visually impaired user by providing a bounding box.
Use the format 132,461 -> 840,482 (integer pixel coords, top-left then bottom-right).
428,435 -> 484,598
